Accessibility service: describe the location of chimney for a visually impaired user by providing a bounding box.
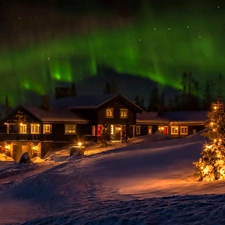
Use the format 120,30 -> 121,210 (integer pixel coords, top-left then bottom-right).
55,87 -> 71,99
41,95 -> 50,111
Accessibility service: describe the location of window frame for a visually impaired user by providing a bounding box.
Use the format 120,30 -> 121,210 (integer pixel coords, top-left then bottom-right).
136,125 -> 141,135
19,124 -> 27,134
110,125 -> 114,135
120,108 -> 128,118
30,123 -> 40,134
180,126 -> 188,135
106,108 -> 114,118
43,124 -> 52,134
65,124 -> 76,135
171,126 -> 179,135
148,126 -> 152,134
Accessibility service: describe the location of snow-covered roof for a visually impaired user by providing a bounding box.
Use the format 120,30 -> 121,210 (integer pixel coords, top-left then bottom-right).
51,94 -> 117,109
51,94 -> 142,112
137,111 -> 208,125
136,112 -> 170,125
22,106 -> 89,123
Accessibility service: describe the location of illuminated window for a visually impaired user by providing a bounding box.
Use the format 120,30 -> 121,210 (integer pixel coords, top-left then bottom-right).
30,124 -> 40,134
120,109 -> 128,118
110,125 -> 114,134
171,126 -> 179,135
106,108 -> 113,118
19,123 -> 27,134
65,124 -> 76,134
43,124 -> 52,134
136,125 -> 141,135
180,126 -> 188,135
148,126 -> 152,134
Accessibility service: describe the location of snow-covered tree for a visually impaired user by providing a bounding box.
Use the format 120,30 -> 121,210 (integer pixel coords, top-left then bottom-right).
194,97 -> 225,181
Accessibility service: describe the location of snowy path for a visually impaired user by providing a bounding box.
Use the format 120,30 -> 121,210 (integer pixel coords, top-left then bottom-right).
0,163 -> 62,225
20,194 -> 225,225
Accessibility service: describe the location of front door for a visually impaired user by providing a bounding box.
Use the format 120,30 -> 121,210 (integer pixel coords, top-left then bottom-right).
114,125 -> 122,141
164,126 -> 168,134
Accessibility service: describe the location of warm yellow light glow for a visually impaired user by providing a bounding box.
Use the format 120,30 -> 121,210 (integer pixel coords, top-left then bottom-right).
78,142 -> 82,146
213,129 -> 216,132
210,122 -> 214,126
20,123 -> 23,126
5,145 -> 10,149
203,167 -> 208,174
214,139 -> 217,142
219,139 -> 222,142
214,106 -> 217,110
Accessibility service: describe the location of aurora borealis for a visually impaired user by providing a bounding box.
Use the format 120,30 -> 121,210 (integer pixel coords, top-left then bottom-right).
1,0 -> 225,105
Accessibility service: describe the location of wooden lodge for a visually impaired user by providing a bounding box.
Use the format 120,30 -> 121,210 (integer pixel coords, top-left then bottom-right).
0,92 -> 208,161
0,94 -> 142,160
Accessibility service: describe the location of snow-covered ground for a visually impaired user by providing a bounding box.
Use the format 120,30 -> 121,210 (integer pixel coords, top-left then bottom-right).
1,133 -> 225,225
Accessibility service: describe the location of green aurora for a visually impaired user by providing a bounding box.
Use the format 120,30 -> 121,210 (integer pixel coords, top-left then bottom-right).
0,0 -> 225,104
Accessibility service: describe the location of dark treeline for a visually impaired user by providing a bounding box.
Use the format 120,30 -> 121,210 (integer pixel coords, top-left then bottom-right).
102,72 -> 223,112
143,72 -> 223,112
2,72 -> 221,119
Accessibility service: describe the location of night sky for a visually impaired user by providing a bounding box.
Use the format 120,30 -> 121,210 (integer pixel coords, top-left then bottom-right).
1,0 -> 225,104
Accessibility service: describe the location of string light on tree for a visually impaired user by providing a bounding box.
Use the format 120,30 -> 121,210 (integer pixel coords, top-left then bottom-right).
194,96 -> 225,181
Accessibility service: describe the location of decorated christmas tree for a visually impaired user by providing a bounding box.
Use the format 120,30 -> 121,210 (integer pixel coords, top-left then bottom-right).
194,96 -> 225,181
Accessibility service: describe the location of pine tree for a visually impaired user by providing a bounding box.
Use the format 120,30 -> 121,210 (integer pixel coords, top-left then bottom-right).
103,82 -> 111,94
71,82 -> 77,96
140,97 -> 145,110
193,97 -> 225,181
4,96 -> 13,116
147,85 -> 159,111
134,95 -> 145,110
180,72 -> 200,110
111,79 -> 118,94
202,80 -> 213,110
135,95 -> 140,106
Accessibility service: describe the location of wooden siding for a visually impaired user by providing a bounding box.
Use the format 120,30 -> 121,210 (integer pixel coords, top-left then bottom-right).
97,99 -> 136,125
137,125 -> 158,136
169,125 -> 205,137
